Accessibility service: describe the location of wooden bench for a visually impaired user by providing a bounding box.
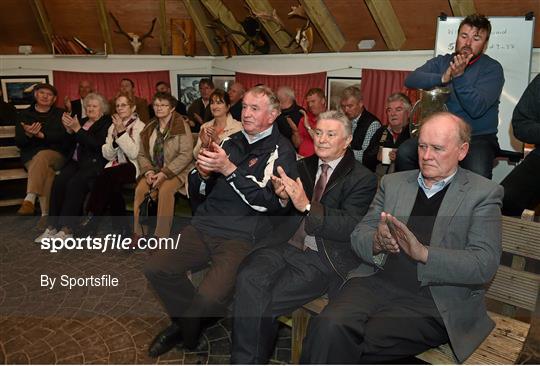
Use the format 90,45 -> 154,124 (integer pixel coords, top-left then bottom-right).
290,215 -> 540,364
0,126 -> 27,207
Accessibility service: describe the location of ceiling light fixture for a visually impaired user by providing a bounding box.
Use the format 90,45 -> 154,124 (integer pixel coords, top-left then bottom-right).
357,40 -> 376,50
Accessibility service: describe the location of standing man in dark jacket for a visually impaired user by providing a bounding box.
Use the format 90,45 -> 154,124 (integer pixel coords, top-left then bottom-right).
187,78 -> 214,132
148,81 -> 187,119
230,110 -> 377,364
227,81 -> 245,121
15,83 -> 70,221
501,74 -> 540,216
144,85 -> 298,358
64,79 -> 93,120
275,86 -> 305,143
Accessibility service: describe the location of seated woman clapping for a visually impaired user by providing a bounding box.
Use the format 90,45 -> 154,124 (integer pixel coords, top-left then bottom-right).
193,88 -> 242,158
80,93 -> 145,236
133,92 -> 194,239
35,92 -> 111,241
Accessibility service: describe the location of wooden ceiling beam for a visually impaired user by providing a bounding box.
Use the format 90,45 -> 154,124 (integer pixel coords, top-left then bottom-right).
298,0 -> 345,52
159,0 -> 169,54
365,0 -> 406,50
200,0 -> 251,55
181,0 -> 220,56
28,0 -> 54,53
244,0 -> 295,54
449,0 -> 477,16
96,0 -> 114,53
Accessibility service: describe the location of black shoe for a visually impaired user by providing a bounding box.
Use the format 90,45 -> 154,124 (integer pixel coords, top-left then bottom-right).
148,322 -> 183,358
78,214 -> 100,237
184,335 -> 208,353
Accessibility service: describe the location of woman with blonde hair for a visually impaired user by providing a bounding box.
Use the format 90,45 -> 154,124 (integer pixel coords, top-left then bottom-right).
80,92 -> 145,235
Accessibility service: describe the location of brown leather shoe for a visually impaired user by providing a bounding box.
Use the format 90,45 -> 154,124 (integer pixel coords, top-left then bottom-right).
17,200 -> 35,216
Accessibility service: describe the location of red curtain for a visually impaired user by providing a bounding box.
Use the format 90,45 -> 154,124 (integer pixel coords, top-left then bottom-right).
235,71 -> 326,108
361,68 -> 418,125
52,70 -> 170,107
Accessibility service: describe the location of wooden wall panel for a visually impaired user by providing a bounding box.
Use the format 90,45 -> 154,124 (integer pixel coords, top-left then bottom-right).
325,0 -> 386,52
391,0 -> 452,51
45,0 -> 103,53
0,0 -> 48,54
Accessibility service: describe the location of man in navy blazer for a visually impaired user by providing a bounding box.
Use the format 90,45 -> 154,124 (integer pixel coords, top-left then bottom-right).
301,112 -> 503,364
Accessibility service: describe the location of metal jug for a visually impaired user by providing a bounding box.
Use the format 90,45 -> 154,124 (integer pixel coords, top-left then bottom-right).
409,87 -> 451,136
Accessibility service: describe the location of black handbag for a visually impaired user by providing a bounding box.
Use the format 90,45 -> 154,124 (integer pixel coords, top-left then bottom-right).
139,188 -> 158,226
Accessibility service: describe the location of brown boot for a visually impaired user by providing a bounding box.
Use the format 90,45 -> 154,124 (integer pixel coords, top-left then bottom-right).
17,200 -> 35,216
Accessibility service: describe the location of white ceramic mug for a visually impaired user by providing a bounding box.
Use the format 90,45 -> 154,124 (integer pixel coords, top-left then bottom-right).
381,147 -> 393,165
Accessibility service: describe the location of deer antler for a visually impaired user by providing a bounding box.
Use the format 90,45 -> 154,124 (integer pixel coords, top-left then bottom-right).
109,12 -> 132,41
140,18 -> 157,41
288,5 -> 307,19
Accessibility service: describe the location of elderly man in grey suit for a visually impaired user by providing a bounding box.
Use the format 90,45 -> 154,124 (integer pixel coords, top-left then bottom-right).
301,111 -> 503,364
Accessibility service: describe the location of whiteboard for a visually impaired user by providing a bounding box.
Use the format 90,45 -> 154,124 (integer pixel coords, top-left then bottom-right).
435,16 -> 535,152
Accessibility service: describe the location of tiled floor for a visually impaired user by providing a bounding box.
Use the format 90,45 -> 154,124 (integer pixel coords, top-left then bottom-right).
0,213 -> 291,364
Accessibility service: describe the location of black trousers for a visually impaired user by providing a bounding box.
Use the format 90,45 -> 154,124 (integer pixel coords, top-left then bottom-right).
300,276 -> 449,364
49,160 -> 98,230
501,152 -> 540,216
231,243 -> 340,364
86,162 -> 135,229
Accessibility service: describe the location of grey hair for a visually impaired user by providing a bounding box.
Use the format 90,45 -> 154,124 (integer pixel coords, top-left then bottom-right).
246,85 -> 281,113
83,92 -> 109,115
277,86 -> 296,100
317,110 -> 352,137
341,86 -> 362,101
386,92 -> 412,111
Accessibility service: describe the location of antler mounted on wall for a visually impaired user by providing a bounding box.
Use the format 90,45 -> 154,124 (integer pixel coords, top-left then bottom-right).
287,5 -> 313,53
245,4 -> 313,54
109,12 -> 156,54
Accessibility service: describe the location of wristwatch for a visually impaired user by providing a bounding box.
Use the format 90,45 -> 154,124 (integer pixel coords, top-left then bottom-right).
302,203 -> 311,215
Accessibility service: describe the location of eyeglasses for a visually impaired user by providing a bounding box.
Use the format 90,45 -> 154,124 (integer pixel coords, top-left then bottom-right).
153,104 -> 171,109
116,103 -> 129,108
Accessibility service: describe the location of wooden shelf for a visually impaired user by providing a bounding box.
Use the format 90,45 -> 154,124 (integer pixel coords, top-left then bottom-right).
0,126 -> 15,139
0,168 -> 28,181
0,146 -> 20,159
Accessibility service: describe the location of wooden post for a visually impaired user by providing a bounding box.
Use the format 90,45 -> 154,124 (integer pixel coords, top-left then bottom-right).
291,308 -> 311,364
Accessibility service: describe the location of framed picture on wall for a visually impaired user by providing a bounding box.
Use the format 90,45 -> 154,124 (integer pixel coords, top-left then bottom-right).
177,75 -> 209,107
326,77 -> 362,111
1,75 -> 50,109
212,75 -> 235,92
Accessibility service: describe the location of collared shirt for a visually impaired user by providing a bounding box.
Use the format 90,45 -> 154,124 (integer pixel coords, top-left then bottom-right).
242,125 -> 274,144
304,155 -> 344,251
417,169 -> 457,199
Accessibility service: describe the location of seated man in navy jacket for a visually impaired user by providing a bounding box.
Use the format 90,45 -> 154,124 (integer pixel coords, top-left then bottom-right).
230,110 -> 377,364
143,85 -> 298,358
